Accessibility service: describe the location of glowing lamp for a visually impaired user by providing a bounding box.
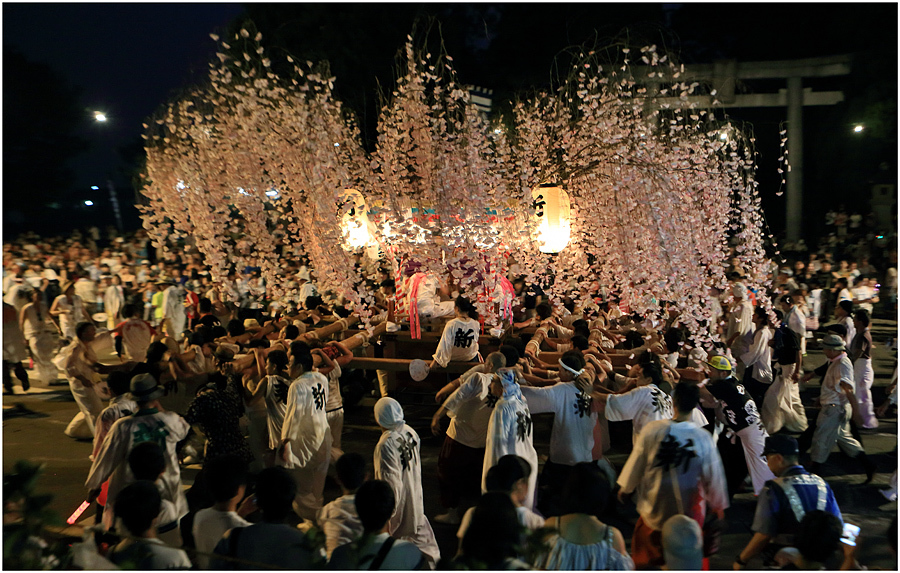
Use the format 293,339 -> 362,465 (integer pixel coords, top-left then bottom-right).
339,189 -> 374,250
531,185 -> 571,253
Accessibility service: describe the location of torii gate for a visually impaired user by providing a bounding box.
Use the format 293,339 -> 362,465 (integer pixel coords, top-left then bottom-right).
631,55 -> 853,242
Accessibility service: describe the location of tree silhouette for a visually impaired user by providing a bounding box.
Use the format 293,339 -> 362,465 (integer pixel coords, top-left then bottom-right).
3,46 -> 89,227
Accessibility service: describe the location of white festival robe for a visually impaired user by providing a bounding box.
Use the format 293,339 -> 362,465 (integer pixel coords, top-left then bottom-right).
279,371 -> 332,521
482,370 -> 539,511
374,401 -> 440,569
86,408 -> 190,531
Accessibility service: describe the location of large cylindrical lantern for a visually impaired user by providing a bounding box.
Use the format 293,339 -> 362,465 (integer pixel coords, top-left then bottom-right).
531,185 -> 571,253
339,189 -> 374,251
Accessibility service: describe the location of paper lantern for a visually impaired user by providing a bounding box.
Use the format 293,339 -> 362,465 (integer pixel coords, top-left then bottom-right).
531,185 -> 571,253
339,189 -> 374,250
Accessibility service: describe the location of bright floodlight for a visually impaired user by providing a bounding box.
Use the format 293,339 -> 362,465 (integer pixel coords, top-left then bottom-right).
94,112 -> 107,122
84,200 -> 94,206
853,125 -> 864,133
91,185 -> 99,190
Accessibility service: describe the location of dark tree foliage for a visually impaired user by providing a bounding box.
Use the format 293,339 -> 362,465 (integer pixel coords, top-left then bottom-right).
3,46 -> 89,224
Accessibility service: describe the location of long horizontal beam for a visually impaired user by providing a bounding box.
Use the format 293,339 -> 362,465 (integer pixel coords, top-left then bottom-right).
648,88 -> 844,109
630,54 -> 852,82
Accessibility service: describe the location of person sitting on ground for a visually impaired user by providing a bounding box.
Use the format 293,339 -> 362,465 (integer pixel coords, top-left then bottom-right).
318,452 -> 367,559
328,479 -> 425,570
211,467 -> 317,570
106,481 -> 192,570
532,462 -> 633,571
661,515 -> 703,571
192,455 -> 255,569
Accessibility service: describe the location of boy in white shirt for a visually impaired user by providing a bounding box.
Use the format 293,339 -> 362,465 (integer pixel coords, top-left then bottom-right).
192,455 -> 255,569
317,453 -> 366,559
107,482 -> 192,570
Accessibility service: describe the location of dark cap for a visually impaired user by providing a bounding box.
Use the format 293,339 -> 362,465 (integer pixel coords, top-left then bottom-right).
763,435 -> 799,457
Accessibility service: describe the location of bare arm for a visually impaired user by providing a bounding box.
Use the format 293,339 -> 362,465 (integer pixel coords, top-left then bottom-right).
327,340 -> 354,366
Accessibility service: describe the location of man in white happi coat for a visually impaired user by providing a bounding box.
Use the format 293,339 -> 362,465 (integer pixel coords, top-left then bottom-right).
50,281 -> 92,341
112,304 -> 156,363
430,351 -> 505,524
373,397 -> 441,569
161,281 -> 187,339
19,288 -> 59,386
726,284 -> 754,376
57,322 -> 129,440
482,368 -> 539,512
277,349 -> 332,522
86,374 -> 190,532
520,350 -> 596,516
596,361 -> 675,446
618,381 -> 729,569
805,335 -> 877,483
762,310 -> 808,434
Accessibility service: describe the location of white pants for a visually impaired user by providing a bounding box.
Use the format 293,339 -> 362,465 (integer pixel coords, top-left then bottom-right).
853,358 -> 878,429
284,441 -> 332,522
377,369 -> 394,398
27,332 -> 59,386
809,403 -> 864,463
327,409 -> 344,461
65,380 -> 103,439
737,425 -> 776,494
762,363 -> 809,434
418,299 -> 455,319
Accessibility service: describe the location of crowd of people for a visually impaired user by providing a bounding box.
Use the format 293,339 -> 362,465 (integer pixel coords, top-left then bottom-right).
2,223 -> 898,571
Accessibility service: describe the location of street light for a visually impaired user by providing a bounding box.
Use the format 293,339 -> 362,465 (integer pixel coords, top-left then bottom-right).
93,111 -> 107,122
853,124 -> 864,133
91,185 -> 99,190
84,200 -> 94,206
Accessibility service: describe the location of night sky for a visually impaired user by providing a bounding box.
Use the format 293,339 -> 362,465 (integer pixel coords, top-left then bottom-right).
3,3 -> 897,238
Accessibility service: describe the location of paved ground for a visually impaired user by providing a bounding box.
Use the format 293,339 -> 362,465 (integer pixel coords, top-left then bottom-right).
4,319 -> 897,569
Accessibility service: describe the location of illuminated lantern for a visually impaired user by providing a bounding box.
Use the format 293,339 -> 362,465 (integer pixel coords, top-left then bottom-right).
531,185 -> 571,253
339,189 -> 375,251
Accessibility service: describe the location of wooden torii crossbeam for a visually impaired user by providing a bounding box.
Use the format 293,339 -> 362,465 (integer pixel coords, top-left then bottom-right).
630,54 -> 852,242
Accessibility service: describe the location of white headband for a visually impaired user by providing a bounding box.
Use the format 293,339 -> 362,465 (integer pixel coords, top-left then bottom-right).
558,359 -> 585,378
